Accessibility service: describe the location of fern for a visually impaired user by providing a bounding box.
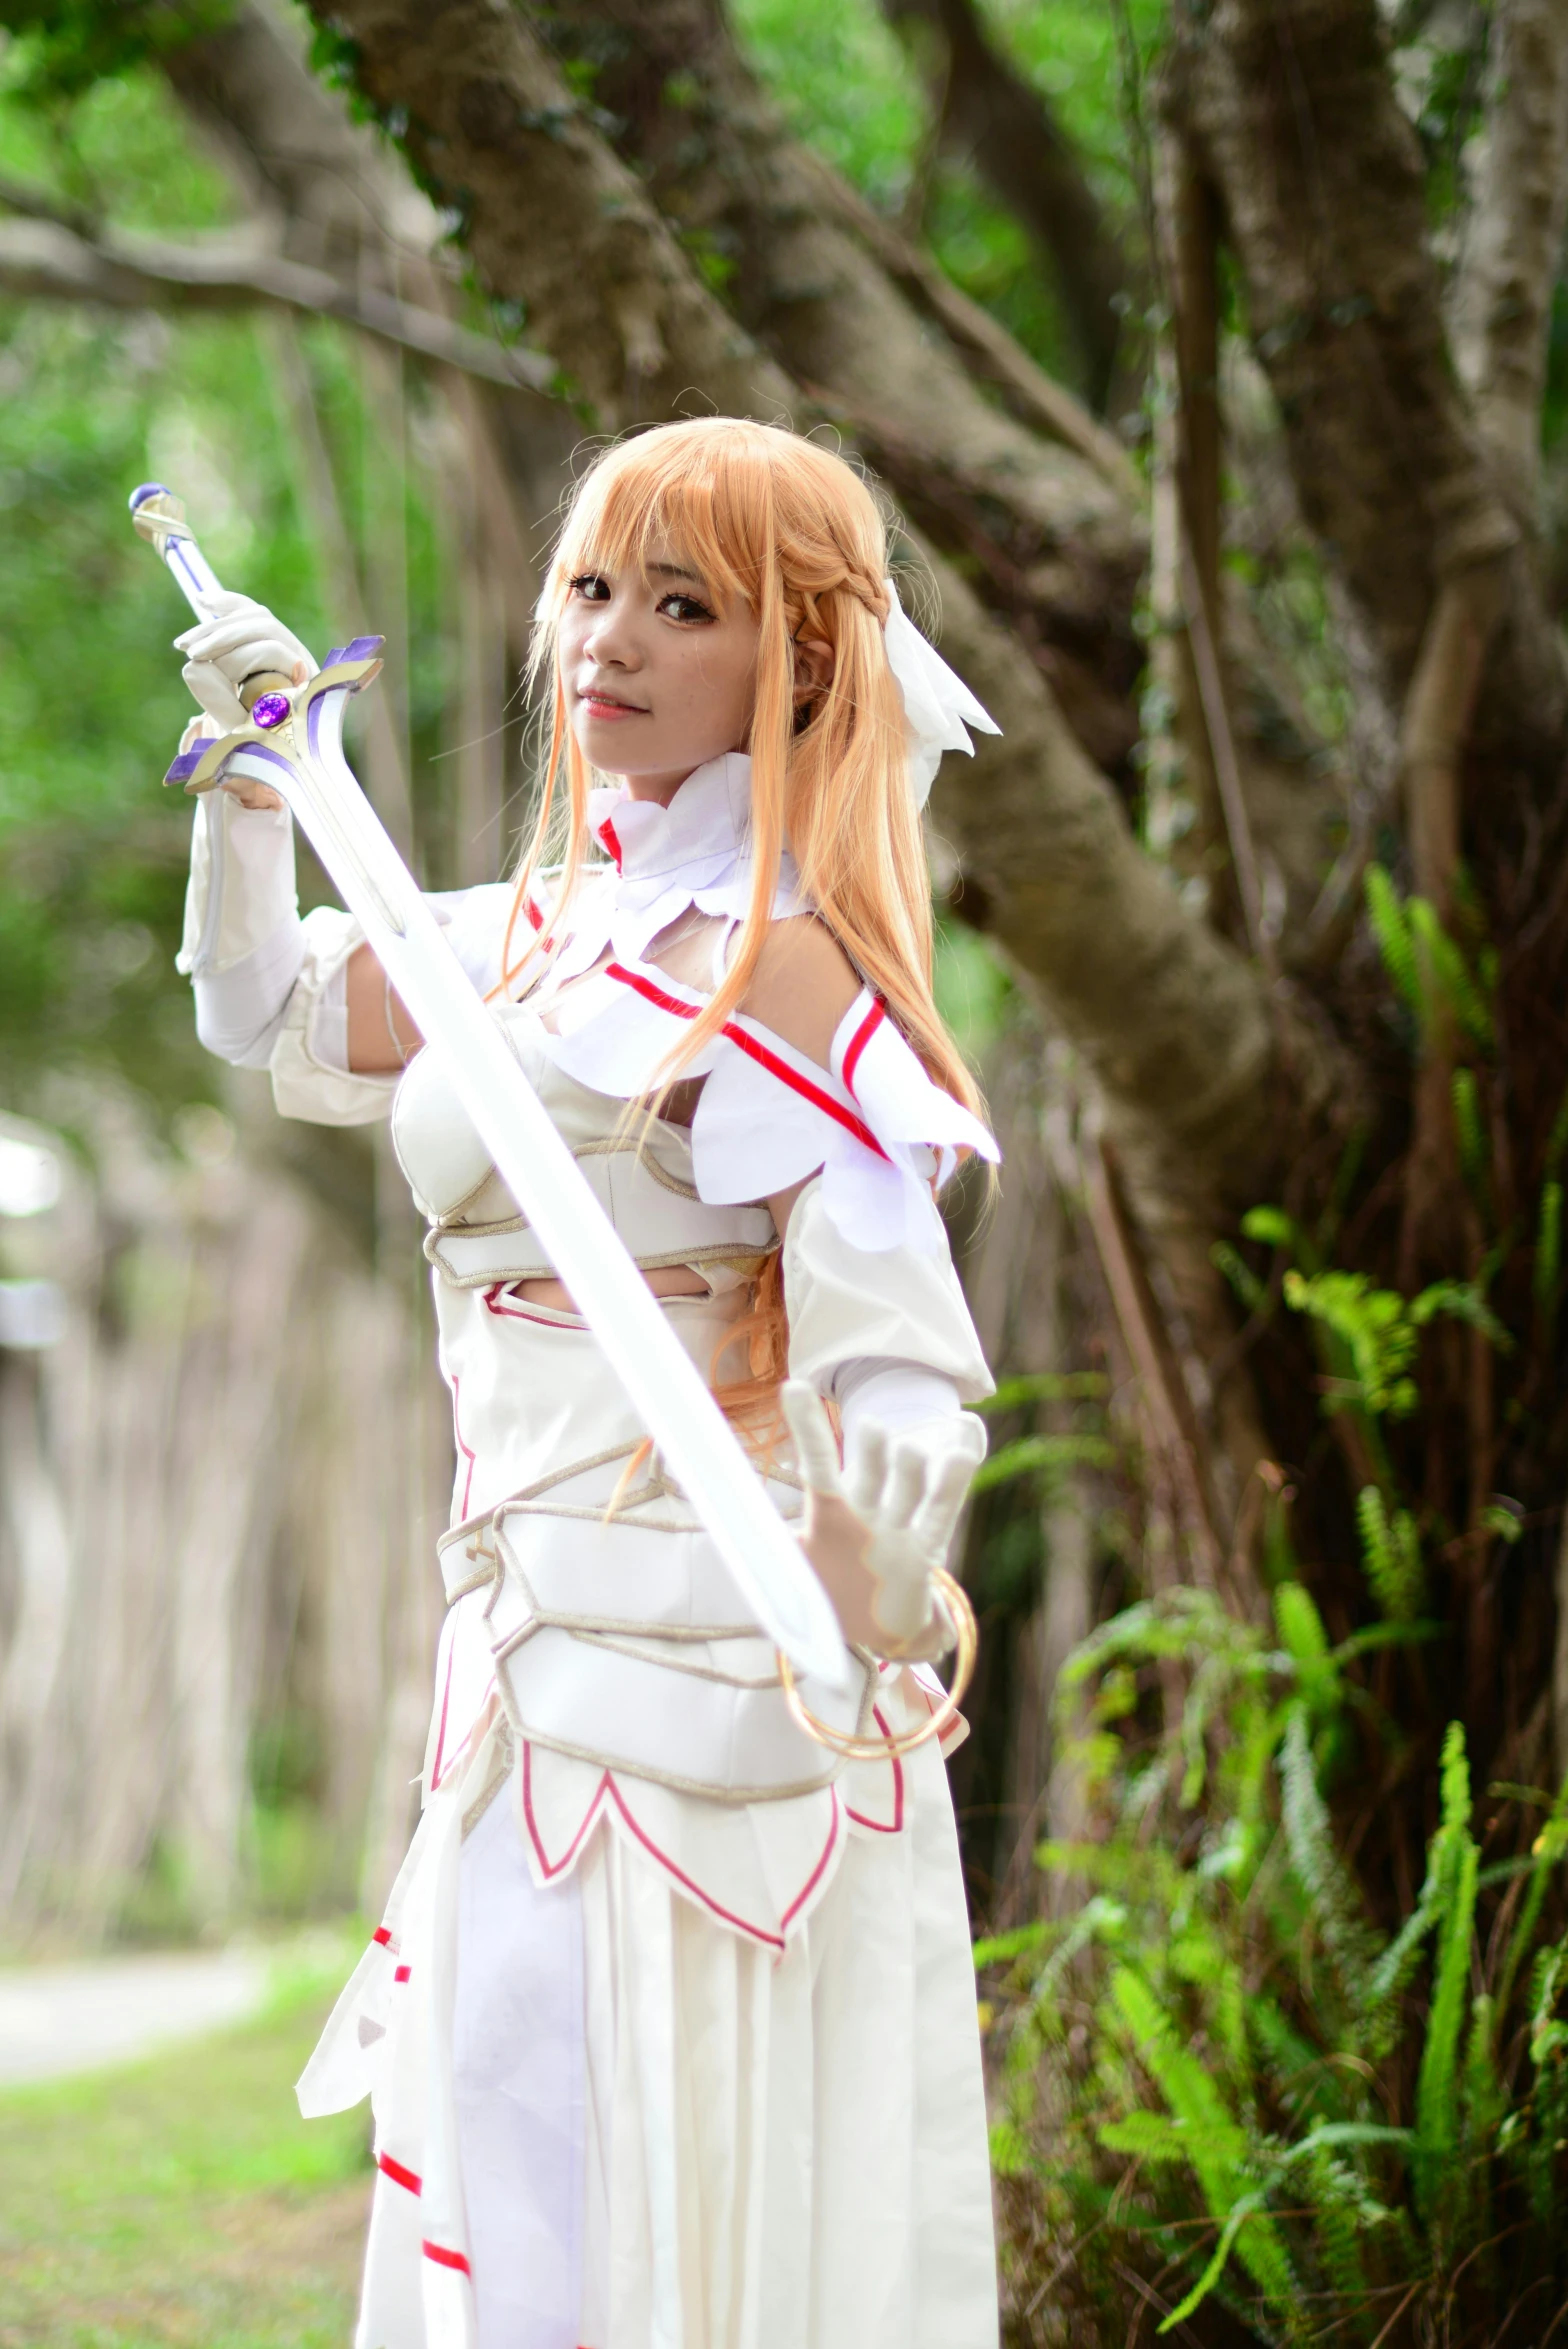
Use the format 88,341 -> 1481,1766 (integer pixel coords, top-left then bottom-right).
1451,1065 -> 1487,1192
1108,1965 -> 1300,2318
1413,1726 -> 1480,2227
1355,1485 -> 1424,1621
1365,865 -> 1420,1011
1280,1710 -> 1383,2027
970,1430 -> 1117,1492
1406,896 -> 1494,1049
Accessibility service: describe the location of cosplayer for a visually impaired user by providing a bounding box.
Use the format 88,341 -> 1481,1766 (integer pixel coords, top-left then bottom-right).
172,419 -> 1003,2349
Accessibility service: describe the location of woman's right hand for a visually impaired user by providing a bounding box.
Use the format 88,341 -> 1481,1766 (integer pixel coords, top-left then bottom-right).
175,591 -> 318,733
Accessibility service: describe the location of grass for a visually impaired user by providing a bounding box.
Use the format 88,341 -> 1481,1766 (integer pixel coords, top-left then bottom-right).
0,1959 -> 372,2348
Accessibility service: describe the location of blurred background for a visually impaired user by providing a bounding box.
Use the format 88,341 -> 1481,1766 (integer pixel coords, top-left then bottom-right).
4,1 -> 1568,2342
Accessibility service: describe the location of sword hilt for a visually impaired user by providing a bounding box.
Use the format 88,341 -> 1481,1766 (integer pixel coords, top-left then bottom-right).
128,483 -> 293,711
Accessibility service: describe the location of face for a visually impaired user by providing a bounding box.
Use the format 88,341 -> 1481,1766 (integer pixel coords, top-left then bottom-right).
558,536 -> 761,804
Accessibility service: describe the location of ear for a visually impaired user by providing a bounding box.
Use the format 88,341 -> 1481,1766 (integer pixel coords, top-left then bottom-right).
792,636 -> 835,706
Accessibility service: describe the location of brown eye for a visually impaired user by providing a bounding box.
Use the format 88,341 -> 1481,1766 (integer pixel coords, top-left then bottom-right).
658,592 -> 715,623
569,573 -> 611,602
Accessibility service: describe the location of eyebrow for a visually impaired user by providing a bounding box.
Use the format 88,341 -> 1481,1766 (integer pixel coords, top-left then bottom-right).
648,562 -> 704,584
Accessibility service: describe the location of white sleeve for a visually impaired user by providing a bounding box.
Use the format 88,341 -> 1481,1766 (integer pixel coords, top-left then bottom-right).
834,1359 -> 965,1441
177,790 -> 304,1070
268,907 -> 400,1126
782,1173 -> 993,1404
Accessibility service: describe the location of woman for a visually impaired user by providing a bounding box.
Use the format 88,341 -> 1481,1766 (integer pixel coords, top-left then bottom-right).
174,420 -> 1002,2349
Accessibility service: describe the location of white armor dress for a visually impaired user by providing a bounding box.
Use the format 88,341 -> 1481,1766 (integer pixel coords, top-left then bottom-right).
190,753 -> 1000,2349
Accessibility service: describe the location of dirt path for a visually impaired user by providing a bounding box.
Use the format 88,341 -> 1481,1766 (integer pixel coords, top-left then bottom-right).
0,1949 -> 273,2085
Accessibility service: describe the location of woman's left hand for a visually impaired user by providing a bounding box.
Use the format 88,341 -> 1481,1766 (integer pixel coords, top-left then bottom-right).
781,1379 -> 984,1660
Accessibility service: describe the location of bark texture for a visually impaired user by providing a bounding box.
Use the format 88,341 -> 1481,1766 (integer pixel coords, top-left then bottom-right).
1451,0 -> 1568,517
1166,0 -> 1566,796
301,0 -> 1290,1189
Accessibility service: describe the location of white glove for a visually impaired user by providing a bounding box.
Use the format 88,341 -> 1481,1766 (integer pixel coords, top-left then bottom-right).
781,1377 -> 985,1656
175,591 -> 318,733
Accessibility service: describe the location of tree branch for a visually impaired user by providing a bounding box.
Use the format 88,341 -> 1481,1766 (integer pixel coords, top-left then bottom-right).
302,0 -> 1305,1188
878,0 -> 1132,408
0,204 -> 553,390
530,0 -> 1147,742
1451,0 -> 1568,518
1166,0 -> 1564,802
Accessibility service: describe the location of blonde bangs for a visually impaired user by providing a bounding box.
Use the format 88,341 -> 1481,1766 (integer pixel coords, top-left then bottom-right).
504,420 -> 986,1140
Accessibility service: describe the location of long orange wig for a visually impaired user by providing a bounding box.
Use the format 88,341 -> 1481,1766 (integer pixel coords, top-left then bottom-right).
500,417 -> 983,1125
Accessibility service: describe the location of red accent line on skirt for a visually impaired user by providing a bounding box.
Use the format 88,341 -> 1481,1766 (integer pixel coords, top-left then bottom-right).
602,962 -> 888,1159
520,1741 -> 843,1951
843,1705 -> 905,1835
393,1964 -> 411,1984
839,997 -> 884,1096
378,2149 -> 421,2194
371,1925 -> 393,1947
423,2240 -> 471,2275
779,1790 -> 844,1929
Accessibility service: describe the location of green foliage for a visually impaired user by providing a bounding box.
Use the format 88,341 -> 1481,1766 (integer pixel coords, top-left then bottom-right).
0,1 -> 232,106
987,1592 -> 1568,2342
1355,1484 -> 1425,1621
0,58 -> 466,1126
1364,863 -> 1496,1053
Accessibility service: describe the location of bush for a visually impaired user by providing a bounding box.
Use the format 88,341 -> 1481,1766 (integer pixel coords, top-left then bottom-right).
983,1584 -> 1568,2347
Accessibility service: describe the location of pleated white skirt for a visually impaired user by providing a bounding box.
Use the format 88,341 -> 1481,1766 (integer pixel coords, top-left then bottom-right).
449,1743 -> 997,2349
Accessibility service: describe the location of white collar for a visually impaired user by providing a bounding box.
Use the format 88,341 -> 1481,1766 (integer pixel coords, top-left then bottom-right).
587,751 -> 756,884
547,753 -> 807,983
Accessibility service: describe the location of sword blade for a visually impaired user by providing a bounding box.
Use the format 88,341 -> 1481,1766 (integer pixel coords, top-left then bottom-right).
134,485 -> 853,1694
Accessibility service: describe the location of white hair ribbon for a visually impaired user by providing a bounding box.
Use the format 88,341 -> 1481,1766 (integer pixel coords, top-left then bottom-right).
882,575 -> 1001,806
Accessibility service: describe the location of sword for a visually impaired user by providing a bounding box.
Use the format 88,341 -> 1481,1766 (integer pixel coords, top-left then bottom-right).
131,482 -> 853,1696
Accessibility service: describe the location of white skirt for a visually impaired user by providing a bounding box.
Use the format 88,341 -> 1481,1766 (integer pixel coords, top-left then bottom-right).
306,1729 -> 998,2349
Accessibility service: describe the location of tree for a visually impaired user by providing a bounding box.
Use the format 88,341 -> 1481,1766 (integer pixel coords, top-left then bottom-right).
6,0 -> 1568,2331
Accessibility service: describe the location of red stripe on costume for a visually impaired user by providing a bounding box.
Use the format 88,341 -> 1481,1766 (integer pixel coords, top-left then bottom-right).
840,998 -> 884,1096
779,1790 -> 846,1929
523,896 -> 544,931
597,816 -> 624,872
843,1706 -> 906,1834
423,2240 -> 471,2275
483,1282 -> 586,1331
393,1964 -> 411,1984
378,2150 -> 422,2195
602,962 -> 889,1160
372,1925 -> 393,1947
520,1740 -> 845,1951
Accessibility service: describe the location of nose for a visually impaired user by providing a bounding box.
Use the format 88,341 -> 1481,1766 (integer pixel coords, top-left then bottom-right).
581,593 -> 640,671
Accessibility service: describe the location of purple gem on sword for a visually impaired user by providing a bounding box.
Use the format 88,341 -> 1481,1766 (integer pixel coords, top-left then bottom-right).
250,692 -> 291,730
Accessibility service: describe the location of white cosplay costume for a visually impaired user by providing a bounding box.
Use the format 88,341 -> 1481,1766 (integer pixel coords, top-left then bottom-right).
177,592 -> 1003,2349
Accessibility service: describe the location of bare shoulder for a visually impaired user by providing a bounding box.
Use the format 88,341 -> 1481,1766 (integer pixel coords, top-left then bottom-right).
739,916 -> 862,1069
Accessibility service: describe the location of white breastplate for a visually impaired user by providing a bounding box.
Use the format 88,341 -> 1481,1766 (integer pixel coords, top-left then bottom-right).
390,1003 -> 778,1289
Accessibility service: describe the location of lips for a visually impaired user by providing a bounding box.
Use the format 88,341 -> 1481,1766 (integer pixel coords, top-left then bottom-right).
577,685 -> 648,716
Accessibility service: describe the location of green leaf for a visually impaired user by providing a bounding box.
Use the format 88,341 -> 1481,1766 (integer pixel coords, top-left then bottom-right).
1355,1486 -> 1425,1621
1365,864 -> 1420,1012
1240,1205 -> 1301,1253
969,1432 -> 1116,1492
1156,2190 -> 1270,2331
1414,1725 -> 1479,2222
